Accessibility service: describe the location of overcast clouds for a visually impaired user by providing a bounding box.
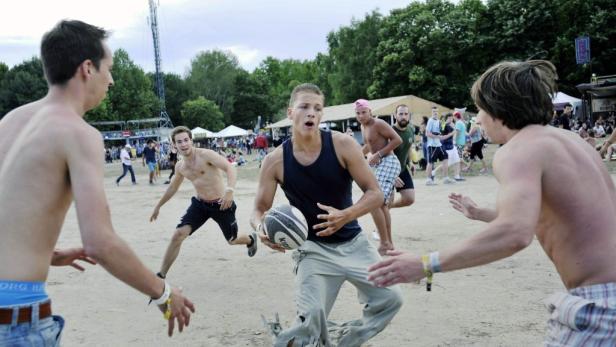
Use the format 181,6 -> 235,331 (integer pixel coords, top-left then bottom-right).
0,0 -> 412,75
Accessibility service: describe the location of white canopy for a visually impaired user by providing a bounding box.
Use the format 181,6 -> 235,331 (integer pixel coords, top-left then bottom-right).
191,127 -> 215,139
212,125 -> 248,138
552,92 -> 581,105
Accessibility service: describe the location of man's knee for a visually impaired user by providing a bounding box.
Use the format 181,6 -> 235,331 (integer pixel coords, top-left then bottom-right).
382,288 -> 403,313
172,226 -> 191,243
400,191 -> 415,206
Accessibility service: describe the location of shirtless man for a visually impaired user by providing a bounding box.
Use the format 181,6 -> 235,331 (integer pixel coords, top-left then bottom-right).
253,84 -> 401,346
355,99 -> 402,255
150,126 -> 257,278
368,60 -> 616,345
0,20 -> 194,344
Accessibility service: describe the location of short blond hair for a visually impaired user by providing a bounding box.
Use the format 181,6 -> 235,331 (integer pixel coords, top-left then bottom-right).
171,126 -> 192,143
288,83 -> 324,107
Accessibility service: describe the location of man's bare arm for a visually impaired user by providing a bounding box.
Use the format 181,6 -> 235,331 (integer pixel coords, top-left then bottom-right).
151,164 -> 184,221
207,149 -> 237,210
438,150 -> 541,271
67,128 -> 194,335
376,121 -> 402,156
251,150 -> 285,252
368,149 -> 541,286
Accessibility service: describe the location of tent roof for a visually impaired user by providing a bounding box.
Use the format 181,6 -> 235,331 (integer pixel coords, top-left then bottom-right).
191,127 -> 215,138
212,125 -> 248,138
552,92 -> 581,105
267,95 -> 453,129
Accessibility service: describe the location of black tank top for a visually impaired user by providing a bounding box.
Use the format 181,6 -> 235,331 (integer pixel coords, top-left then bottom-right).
282,130 -> 361,243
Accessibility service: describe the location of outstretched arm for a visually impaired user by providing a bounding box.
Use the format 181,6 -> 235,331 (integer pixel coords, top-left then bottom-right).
51,248 -> 96,271
448,193 -> 497,222
67,127 -> 194,336
151,163 -> 184,222
369,148 -> 541,286
251,150 -> 286,252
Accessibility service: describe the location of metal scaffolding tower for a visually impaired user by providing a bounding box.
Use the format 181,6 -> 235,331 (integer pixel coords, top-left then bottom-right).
148,0 -> 173,130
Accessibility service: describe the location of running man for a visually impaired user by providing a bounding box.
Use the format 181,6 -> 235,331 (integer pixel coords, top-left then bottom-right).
0,20 -> 194,344
150,126 -> 257,279
252,84 -> 402,347
368,60 -> 616,345
355,99 -> 402,255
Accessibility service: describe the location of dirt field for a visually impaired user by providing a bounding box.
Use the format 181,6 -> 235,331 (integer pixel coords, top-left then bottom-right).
49,147 -> 616,346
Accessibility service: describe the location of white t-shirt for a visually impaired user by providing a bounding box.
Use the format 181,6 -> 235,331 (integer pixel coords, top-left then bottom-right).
426,117 -> 442,147
120,149 -> 132,166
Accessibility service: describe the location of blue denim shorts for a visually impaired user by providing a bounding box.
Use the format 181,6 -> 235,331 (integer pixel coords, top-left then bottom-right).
0,304 -> 64,347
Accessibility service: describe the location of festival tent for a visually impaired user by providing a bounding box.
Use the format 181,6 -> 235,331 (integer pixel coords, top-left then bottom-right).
552,92 -> 581,111
212,125 -> 249,138
191,127 -> 215,139
266,94 -> 453,129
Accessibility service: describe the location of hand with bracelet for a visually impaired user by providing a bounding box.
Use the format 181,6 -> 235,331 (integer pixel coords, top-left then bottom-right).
219,186 -> 234,210
367,250 -> 441,290
367,151 -> 383,166
151,279 -> 196,337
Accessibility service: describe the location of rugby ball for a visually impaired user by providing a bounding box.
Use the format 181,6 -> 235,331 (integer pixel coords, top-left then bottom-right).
263,204 -> 308,250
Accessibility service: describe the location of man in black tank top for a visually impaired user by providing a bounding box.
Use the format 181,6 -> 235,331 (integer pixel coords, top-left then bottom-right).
251,84 -> 402,346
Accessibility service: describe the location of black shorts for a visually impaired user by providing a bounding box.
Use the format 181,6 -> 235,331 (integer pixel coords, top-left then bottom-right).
470,140 -> 484,160
177,197 -> 238,241
395,169 -> 415,191
427,146 -> 448,163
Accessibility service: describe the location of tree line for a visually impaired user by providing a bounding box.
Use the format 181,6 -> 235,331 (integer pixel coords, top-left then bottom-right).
1,0 -> 614,130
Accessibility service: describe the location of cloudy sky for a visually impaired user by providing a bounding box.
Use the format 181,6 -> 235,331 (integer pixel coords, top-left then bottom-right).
0,0 -> 412,75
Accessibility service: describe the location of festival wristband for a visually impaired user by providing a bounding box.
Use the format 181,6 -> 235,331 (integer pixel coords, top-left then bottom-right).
225,187 -> 235,193
163,299 -> 172,320
429,251 -> 442,273
377,151 -> 384,159
151,280 -> 171,305
421,254 -> 433,292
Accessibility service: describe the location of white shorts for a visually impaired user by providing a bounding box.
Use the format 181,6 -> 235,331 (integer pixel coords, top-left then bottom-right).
446,147 -> 460,164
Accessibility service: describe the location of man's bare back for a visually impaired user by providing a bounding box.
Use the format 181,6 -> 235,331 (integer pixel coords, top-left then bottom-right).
0,100 -> 96,281
502,125 -> 616,289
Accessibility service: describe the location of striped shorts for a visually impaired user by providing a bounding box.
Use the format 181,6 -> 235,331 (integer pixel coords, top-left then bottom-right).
372,154 -> 401,203
544,282 -> 616,346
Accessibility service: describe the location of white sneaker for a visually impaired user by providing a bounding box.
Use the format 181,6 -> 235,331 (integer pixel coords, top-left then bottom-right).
454,176 -> 466,181
372,230 -> 381,241
443,177 -> 455,184
426,179 -> 437,186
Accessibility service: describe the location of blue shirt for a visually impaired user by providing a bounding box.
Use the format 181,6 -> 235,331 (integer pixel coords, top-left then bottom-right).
426,118 -> 442,147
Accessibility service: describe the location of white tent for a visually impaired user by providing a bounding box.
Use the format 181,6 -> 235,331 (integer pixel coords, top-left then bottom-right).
552,92 -> 581,105
212,125 -> 248,138
191,127 -> 215,139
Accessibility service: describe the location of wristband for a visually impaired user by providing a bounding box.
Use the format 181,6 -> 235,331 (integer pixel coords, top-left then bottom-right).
225,187 -> 234,193
151,280 -> 171,305
377,151 -> 384,159
421,254 -> 433,292
429,251 -> 442,273
163,299 -> 172,320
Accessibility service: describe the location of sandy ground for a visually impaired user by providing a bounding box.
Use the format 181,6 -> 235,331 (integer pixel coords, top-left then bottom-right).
48,151 -> 614,347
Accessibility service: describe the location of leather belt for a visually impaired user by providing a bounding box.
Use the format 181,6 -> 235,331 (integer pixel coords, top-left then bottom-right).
0,301 -> 52,324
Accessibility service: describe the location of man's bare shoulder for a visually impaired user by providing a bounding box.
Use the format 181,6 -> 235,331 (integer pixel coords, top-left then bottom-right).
262,146 -> 283,171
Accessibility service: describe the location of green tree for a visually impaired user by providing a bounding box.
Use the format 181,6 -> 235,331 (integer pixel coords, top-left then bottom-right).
106,49 -> 159,121
85,98 -> 113,122
185,50 -> 241,123
0,62 -> 8,84
231,69 -> 271,129
181,96 -> 224,131
0,58 -> 47,118
369,0 -> 489,108
327,11 -> 383,104
147,72 -> 190,126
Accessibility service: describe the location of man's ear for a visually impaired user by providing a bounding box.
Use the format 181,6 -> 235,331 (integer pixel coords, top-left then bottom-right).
287,107 -> 293,119
77,60 -> 93,79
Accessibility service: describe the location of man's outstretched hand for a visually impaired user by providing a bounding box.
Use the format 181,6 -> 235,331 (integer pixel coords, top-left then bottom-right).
51,248 -> 96,271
